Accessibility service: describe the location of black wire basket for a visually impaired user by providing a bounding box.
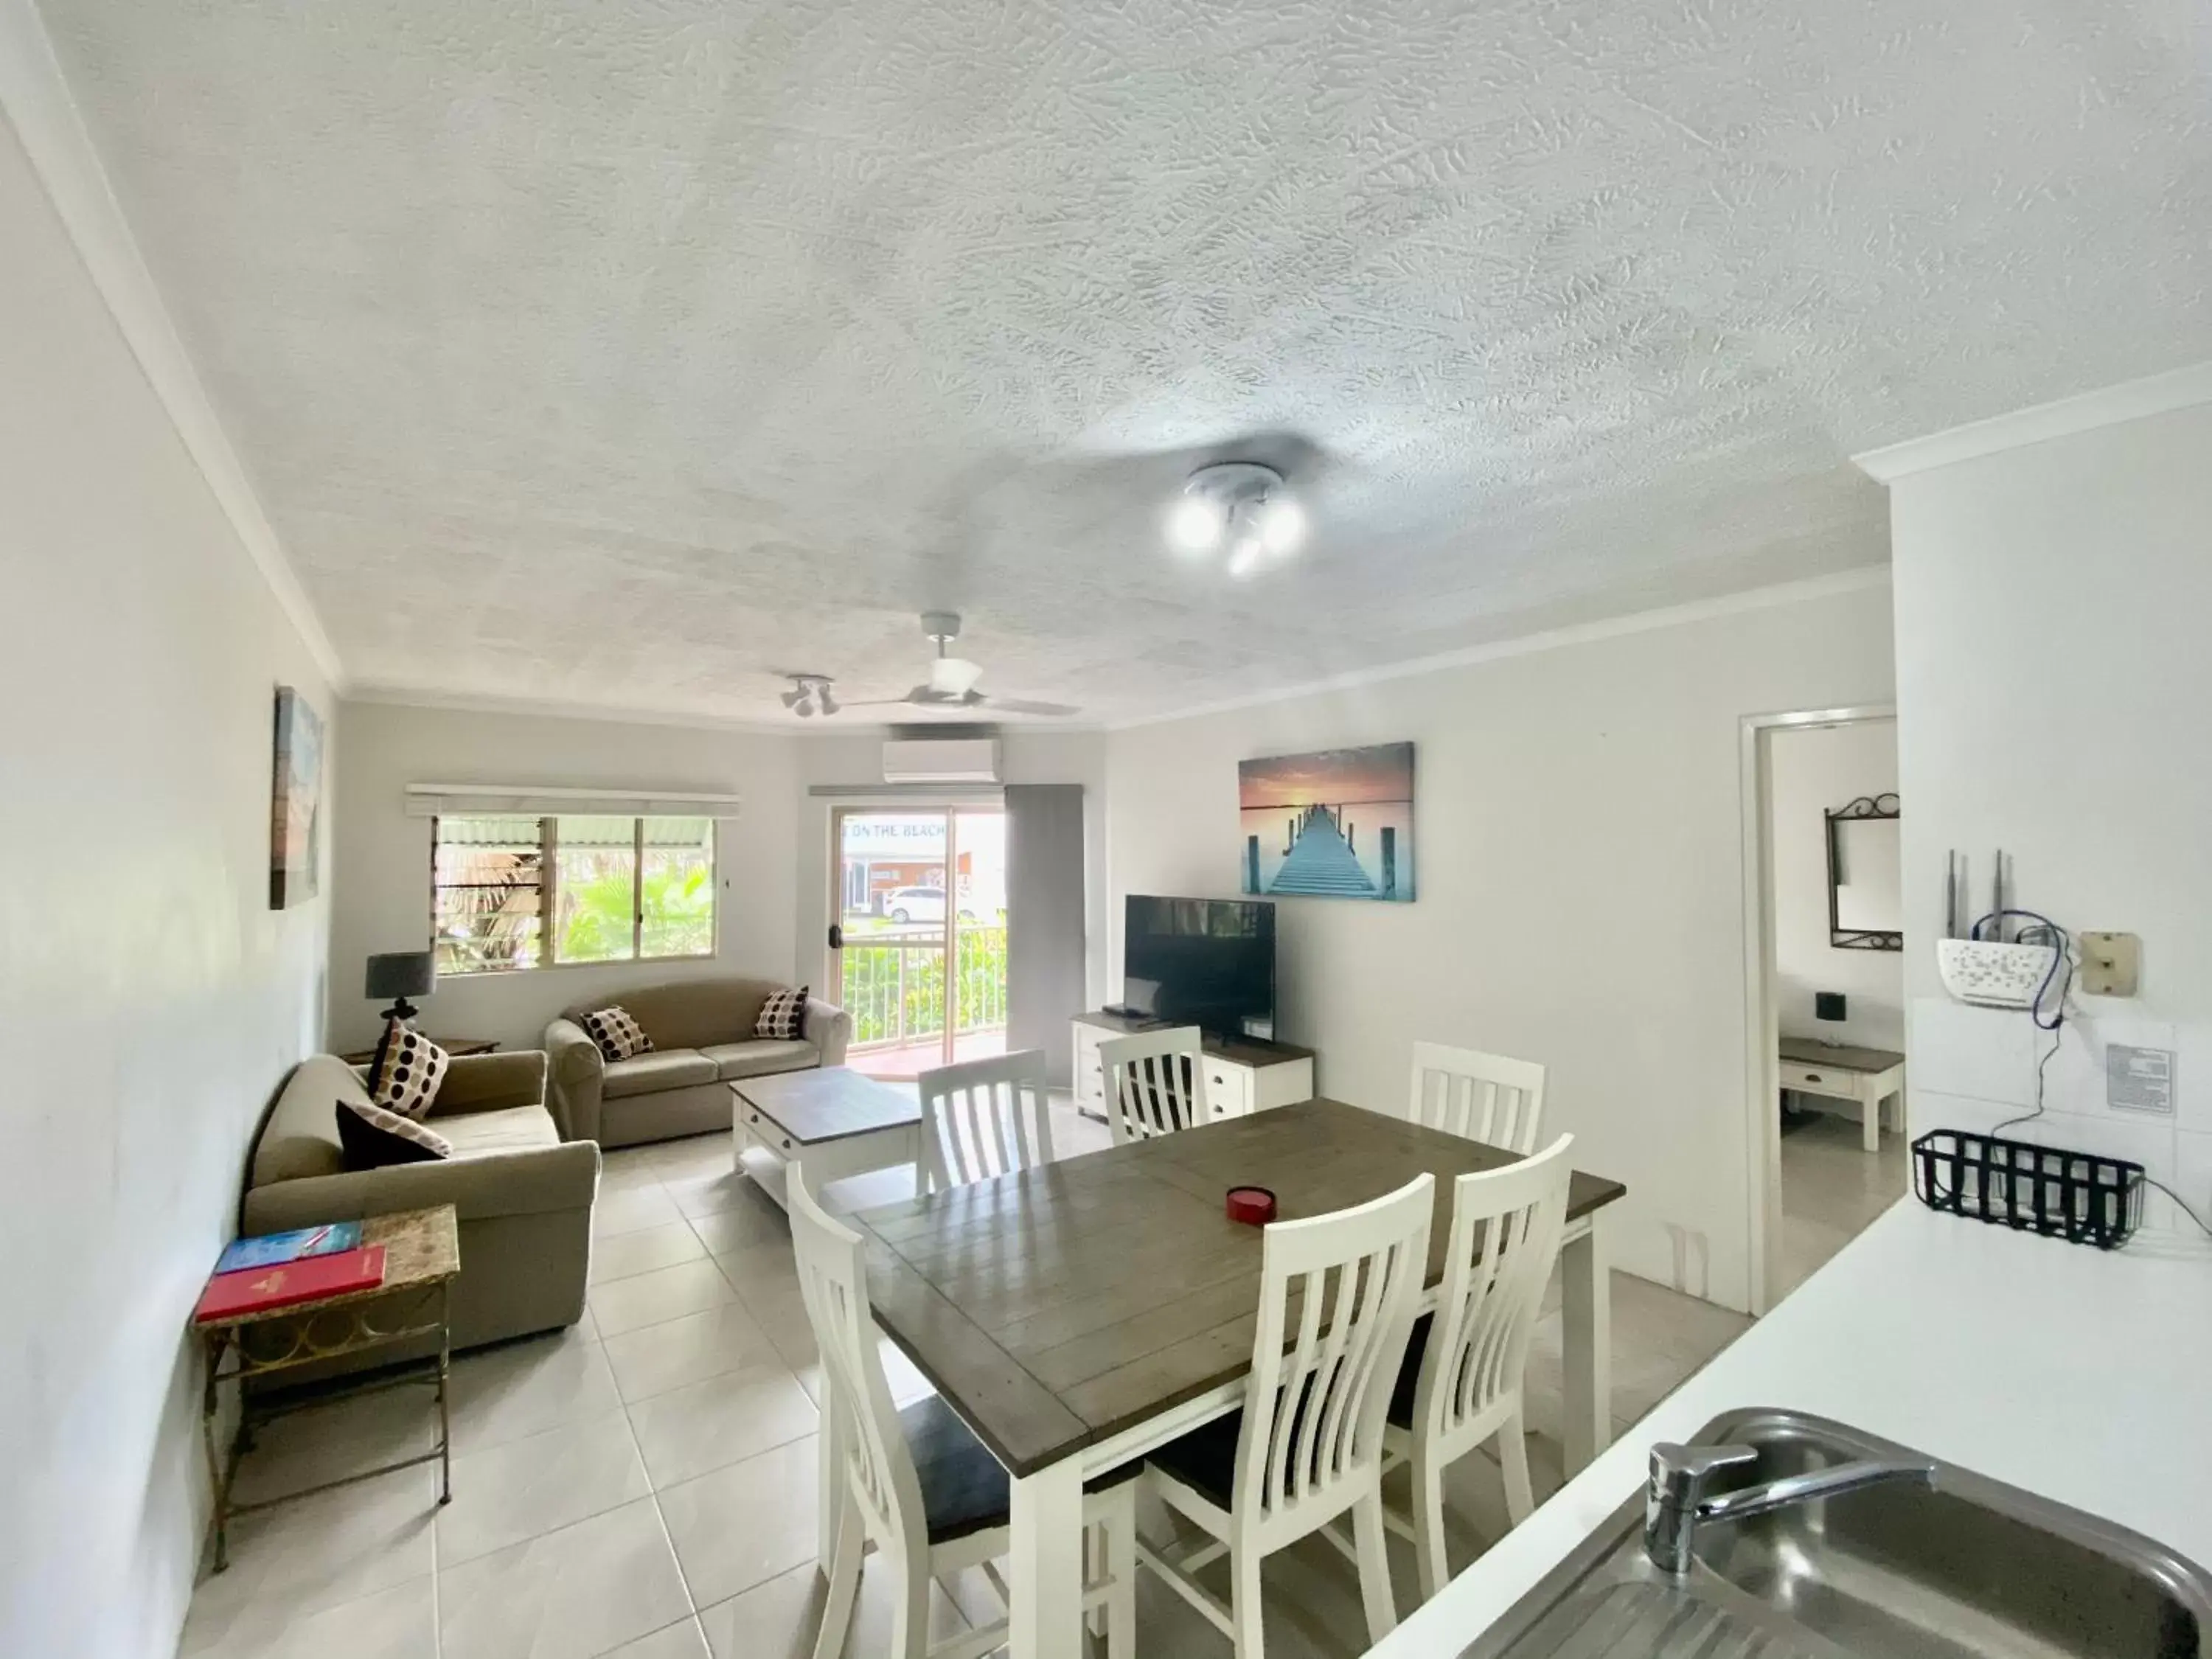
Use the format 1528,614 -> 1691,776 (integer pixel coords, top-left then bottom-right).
1912,1129 -> 2143,1249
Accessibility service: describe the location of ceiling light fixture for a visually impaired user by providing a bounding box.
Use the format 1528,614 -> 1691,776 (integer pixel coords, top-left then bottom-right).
1164,462 -> 1305,577
781,674 -> 837,717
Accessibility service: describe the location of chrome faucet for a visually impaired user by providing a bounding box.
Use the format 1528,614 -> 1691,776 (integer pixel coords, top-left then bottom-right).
1644,1441 -> 1936,1576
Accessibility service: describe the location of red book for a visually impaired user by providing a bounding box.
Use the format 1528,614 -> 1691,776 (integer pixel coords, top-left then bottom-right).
195,1244 -> 387,1323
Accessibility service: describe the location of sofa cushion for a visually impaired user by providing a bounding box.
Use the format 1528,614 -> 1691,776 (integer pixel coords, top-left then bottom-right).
580,1006 -> 654,1062
565,978 -> 781,1053
439,1105 -> 563,1158
601,1049 -> 720,1099
754,985 -> 808,1041
701,1039 -> 818,1081
369,1022 -> 449,1119
252,1056 -> 366,1186
337,1096 -> 453,1168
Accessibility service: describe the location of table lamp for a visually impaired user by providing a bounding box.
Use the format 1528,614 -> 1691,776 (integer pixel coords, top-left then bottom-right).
365,950 -> 437,1024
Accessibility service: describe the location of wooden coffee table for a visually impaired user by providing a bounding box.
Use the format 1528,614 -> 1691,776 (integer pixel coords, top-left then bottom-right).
731,1067 -> 920,1208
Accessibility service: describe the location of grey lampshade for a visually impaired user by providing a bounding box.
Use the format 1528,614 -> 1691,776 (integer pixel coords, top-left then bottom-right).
364,950 -> 437,1001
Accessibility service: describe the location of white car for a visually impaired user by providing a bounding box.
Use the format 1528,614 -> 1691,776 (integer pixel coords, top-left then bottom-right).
883,886 -> 978,924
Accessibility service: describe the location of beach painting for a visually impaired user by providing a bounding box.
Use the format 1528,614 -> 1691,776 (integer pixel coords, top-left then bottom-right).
270,686 -> 324,909
1238,742 -> 1414,902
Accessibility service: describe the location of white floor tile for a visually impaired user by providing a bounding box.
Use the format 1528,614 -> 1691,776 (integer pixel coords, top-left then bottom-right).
186,1574 -> 438,1659
686,1197 -> 790,1258
658,1436 -> 820,1607
439,1498 -> 694,1659
228,1382 -> 439,1506
180,1468 -> 436,1654
591,1220 -> 709,1284
664,1169 -> 755,1221
627,1363 -> 818,1486
594,1185 -> 686,1239
448,1326 -> 622,1457
589,1259 -> 737,1338
601,1618 -> 713,1659
602,1303 -> 785,1403
437,1410 -> 651,1567
696,1559 -> 967,1659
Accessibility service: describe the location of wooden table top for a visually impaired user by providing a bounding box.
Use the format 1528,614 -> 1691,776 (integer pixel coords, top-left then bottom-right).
852,1098 -> 1627,1477
1779,1036 -> 1906,1073
338,1037 -> 498,1067
199,1205 -> 461,1331
731,1065 -> 919,1145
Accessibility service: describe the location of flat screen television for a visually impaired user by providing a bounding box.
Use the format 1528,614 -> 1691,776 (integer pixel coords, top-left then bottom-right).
1121,895 -> 1276,1039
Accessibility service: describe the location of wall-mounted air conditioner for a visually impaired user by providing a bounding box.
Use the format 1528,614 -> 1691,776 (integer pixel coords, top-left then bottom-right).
881,738 -> 1001,785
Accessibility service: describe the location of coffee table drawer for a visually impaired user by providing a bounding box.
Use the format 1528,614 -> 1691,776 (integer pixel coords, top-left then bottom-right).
1781,1061 -> 1860,1096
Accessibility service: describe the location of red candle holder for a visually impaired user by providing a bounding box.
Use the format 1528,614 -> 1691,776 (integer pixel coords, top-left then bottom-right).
1225,1186 -> 1277,1225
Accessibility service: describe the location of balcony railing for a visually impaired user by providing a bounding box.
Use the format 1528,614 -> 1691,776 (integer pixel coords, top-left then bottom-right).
844,925 -> 1008,1051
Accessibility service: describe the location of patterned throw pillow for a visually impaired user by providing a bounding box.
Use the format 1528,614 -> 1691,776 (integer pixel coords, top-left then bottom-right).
755,985 -> 808,1041
367,1019 -> 449,1120
581,1006 -> 653,1062
336,1096 -> 453,1169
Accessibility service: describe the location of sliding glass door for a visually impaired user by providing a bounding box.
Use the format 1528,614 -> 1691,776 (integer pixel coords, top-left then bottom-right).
830,807 -> 1008,1079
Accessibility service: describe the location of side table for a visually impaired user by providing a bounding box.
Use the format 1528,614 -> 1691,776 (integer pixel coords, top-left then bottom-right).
338,1037 -> 499,1067
198,1204 -> 460,1570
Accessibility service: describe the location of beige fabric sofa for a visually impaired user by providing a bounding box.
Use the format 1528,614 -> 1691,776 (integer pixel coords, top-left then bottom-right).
243,1051 -> 598,1373
545,975 -> 852,1148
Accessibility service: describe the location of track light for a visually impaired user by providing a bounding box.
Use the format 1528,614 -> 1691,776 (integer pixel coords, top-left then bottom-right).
1165,462 -> 1304,573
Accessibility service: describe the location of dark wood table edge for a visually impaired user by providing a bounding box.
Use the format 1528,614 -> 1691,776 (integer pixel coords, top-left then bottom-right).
852,1098 -> 1627,1478
728,1071 -> 922,1147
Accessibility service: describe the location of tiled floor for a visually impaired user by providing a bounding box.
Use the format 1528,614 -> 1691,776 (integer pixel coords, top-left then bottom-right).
183,1105 -> 1750,1658
1775,1107 -> 1909,1298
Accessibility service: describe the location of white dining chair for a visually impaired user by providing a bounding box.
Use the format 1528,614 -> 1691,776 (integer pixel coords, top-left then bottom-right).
916,1048 -> 1054,1194
1407,1042 -> 1548,1155
1136,1173 -> 1436,1657
1099,1026 -> 1209,1144
1385,1133 -> 1573,1602
790,1172 -> 1138,1659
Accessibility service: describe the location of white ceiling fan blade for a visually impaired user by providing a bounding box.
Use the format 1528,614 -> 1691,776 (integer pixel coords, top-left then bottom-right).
977,695 -> 1081,717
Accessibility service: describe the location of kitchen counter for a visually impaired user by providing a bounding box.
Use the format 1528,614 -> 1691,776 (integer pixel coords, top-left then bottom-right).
1370,1200 -> 2212,1658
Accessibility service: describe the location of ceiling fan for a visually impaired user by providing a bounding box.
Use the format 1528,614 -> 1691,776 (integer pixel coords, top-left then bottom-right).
836,613 -> 1079,718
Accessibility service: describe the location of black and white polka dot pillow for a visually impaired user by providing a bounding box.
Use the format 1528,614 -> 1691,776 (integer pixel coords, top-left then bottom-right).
754,985 -> 808,1041
368,1019 -> 450,1120
337,1095 -> 453,1169
581,1006 -> 653,1062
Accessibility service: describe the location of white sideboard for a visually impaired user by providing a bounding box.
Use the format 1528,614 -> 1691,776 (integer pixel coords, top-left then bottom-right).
1071,1011 -> 1315,1124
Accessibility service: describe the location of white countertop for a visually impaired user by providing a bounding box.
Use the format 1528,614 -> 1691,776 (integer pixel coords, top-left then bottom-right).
1371,1200 -> 2212,1658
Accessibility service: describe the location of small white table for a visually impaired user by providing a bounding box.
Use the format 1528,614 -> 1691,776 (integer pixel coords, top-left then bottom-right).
730,1067 -> 919,1208
1779,1037 -> 1907,1152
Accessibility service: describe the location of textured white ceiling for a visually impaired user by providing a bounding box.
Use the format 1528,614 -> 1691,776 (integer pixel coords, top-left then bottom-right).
38,0 -> 2212,722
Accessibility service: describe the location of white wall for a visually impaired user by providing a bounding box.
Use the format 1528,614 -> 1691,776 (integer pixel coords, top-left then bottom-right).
327,701 -> 803,1052
1768,720 -> 1904,1050
1104,579 -> 1896,1311
0,115 -> 333,1658
1890,394 -> 2212,1232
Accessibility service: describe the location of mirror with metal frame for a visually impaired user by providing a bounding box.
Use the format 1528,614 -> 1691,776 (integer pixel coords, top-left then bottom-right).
1826,793 -> 1902,950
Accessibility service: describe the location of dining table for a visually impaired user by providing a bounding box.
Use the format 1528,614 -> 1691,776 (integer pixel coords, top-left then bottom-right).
848,1096 -> 1630,1659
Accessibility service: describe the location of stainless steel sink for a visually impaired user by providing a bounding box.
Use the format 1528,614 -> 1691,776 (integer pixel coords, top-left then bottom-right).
1459,1409 -> 2212,1659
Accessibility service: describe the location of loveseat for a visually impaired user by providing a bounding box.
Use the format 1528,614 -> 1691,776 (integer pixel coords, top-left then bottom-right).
242,1050 -> 599,1374
544,975 -> 852,1147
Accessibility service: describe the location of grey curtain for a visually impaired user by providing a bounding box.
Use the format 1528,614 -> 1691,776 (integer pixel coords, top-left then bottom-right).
1004,784 -> 1087,1088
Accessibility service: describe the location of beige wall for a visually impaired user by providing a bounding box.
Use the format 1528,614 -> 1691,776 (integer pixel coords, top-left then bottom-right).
1768,719 -> 1904,1050
327,700 -> 804,1052
1103,578 -> 1896,1312
1891,394 -> 2212,1231
0,115 -> 333,1656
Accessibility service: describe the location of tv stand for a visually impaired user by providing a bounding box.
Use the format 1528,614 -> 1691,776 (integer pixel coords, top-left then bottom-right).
1071,1010 -> 1316,1125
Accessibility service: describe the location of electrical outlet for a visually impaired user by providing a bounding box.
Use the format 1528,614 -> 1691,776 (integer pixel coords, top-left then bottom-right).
2080,931 -> 2140,996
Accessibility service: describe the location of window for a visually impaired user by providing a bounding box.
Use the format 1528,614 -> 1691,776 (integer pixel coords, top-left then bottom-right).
432,815 -> 716,975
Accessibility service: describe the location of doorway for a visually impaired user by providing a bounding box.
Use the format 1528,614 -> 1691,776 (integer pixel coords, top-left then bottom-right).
829,807 -> 1009,1079
1740,706 -> 1905,1312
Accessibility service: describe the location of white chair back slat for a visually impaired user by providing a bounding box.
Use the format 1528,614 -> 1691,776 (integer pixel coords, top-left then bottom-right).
1412,1135 -> 1573,1447
1234,1174 -> 1433,1544
1099,1027 -> 1209,1145
1408,1042 -> 1547,1155
917,1050 -> 1054,1194
788,1173 -> 928,1553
